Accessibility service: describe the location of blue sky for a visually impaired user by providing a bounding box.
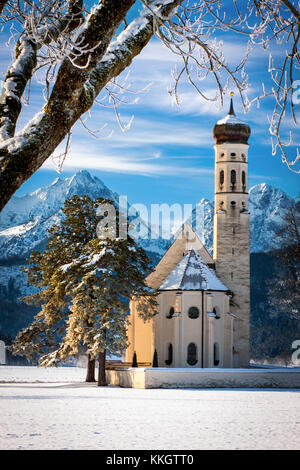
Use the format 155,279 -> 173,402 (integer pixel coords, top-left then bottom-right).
1,2 -> 299,210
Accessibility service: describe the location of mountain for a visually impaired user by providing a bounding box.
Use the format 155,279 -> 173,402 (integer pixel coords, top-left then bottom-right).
186,198 -> 214,253
248,183 -> 294,253
0,170 -> 120,259
0,171 -> 294,261
0,170 -> 295,271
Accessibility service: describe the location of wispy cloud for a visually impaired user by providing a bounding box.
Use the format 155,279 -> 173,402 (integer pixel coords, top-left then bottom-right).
43,146 -> 214,177
73,110 -> 214,148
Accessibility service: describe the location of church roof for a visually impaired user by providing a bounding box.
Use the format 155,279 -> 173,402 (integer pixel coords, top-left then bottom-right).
158,249 -> 228,292
213,94 -> 251,145
146,223 -> 213,290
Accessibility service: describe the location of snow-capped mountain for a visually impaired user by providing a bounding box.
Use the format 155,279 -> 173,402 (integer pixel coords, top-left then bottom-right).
0,171 -> 294,262
186,198 -> 214,253
0,170 -> 120,259
248,183 -> 294,253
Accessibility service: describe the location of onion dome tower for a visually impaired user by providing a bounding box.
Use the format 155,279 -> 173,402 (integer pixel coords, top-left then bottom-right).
212,92 -> 251,368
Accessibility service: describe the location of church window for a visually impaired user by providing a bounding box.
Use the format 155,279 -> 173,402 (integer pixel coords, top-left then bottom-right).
165,343 -> 173,366
230,152 -> 236,157
231,170 -> 236,185
166,307 -> 174,319
219,170 -> 224,187
242,171 -> 246,192
188,306 -> 200,319
214,343 -> 220,366
213,308 -> 220,319
220,152 -> 225,157
187,343 -> 198,366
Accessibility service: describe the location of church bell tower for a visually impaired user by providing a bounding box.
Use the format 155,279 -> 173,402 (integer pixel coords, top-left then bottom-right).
213,93 -> 251,368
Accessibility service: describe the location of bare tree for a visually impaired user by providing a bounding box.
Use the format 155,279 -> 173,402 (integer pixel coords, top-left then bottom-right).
0,0 -> 299,212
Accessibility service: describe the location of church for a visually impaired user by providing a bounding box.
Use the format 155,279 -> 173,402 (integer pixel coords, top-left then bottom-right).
125,94 -> 251,369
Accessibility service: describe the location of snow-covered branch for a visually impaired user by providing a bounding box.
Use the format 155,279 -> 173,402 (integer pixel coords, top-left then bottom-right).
0,0 -> 84,141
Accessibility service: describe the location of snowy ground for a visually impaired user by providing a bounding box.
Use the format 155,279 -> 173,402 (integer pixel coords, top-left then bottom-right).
1,366 -> 300,450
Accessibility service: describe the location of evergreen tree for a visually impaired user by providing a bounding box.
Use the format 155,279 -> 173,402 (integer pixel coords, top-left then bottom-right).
11,195 -> 104,380
41,236 -> 157,385
12,194 -> 157,385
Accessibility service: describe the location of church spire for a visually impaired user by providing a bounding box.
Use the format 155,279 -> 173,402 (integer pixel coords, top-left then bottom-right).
228,91 -> 235,116
213,91 -> 250,145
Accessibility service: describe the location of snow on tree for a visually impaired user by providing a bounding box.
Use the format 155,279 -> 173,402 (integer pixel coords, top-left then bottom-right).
43,236 -> 157,385
11,195 -> 104,380
0,1 -> 299,212
11,194 -> 157,386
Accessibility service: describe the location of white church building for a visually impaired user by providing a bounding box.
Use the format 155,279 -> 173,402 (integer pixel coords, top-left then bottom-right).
125,94 -> 251,369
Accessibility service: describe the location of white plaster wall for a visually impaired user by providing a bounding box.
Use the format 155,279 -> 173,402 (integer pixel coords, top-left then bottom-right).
106,368 -> 300,389
155,290 -> 232,369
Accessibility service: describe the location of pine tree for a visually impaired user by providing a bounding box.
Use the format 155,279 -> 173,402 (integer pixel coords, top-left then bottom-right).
11,195 -> 114,380
11,194 -> 157,386
45,236 -> 157,385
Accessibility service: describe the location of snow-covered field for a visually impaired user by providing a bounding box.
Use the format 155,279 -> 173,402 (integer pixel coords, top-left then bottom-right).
0,366 -> 300,450
0,365 -> 87,383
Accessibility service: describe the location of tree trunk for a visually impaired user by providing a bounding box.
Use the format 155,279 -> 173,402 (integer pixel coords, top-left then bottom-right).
0,1 -> 182,212
85,355 -> 96,382
97,350 -> 107,387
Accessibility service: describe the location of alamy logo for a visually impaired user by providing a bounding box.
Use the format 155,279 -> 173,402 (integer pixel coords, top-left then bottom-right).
292,80 -> 300,105
291,340 -> 300,365
96,196 -> 197,241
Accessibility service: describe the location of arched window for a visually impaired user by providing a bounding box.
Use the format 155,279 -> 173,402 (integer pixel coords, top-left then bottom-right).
188,306 -> 200,319
165,343 -> 173,366
231,170 -> 236,185
214,343 -> 220,366
242,171 -> 246,191
187,343 -> 198,366
166,307 -> 174,319
219,170 -> 224,187
213,308 -> 220,320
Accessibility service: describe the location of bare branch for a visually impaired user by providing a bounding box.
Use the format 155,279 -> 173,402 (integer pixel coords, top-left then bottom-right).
0,0 -> 84,140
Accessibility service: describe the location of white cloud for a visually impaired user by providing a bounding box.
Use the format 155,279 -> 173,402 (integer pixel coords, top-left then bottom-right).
73,111 -> 214,149
43,145 -> 214,177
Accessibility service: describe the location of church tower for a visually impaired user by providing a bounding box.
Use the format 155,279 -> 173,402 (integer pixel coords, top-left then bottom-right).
213,93 -> 251,368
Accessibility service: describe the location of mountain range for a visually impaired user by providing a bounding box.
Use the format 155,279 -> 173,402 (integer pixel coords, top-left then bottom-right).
0,170 -> 294,261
